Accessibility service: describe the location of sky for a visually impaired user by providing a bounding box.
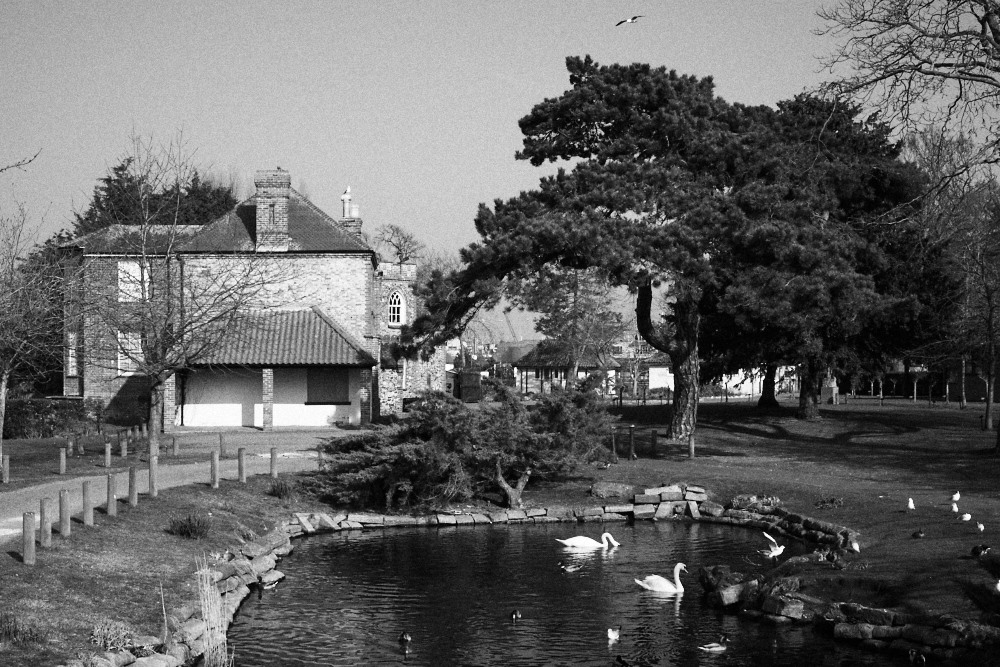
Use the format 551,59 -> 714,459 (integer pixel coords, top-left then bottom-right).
5,1 -> 836,257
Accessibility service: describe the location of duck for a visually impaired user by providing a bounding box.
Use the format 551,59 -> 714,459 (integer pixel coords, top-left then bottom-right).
698,634 -> 728,652
971,544 -> 991,557
555,532 -> 620,550
912,528 -> 925,539
558,560 -> 583,573
510,609 -> 522,623
635,562 -> 687,593
907,498 -> 915,511
759,532 -> 785,560
608,625 -> 621,642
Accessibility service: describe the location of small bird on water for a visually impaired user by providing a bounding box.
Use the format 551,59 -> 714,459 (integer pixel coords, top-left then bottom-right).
511,609 -> 522,623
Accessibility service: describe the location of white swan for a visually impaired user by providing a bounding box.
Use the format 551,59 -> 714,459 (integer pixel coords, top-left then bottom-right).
555,532 -> 620,550
634,562 -> 687,593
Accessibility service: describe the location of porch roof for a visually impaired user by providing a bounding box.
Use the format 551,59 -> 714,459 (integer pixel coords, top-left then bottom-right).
198,306 -> 376,367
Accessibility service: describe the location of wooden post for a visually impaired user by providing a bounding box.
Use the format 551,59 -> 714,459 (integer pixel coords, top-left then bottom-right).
22,513 -> 35,566
218,432 -> 226,457
59,489 -> 70,537
82,480 -> 93,526
171,436 -> 178,457
270,447 -> 278,479
104,442 -> 112,468
66,437 -> 74,457
316,443 -> 323,470
59,447 -> 67,474
128,466 -> 138,507
238,448 -> 246,483
628,424 -> 636,460
39,498 -> 52,547
211,451 -> 219,489
106,474 -> 117,517
688,432 -> 696,459
2,454 -> 9,484
610,427 -> 619,463
120,435 -> 127,459
141,422 -> 147,439
149,456 -> 158,498
650,429 -> 657,459
76,437 -> 85,455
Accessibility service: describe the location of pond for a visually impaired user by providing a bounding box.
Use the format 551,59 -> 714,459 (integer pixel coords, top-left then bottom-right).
228,521 -> 895,666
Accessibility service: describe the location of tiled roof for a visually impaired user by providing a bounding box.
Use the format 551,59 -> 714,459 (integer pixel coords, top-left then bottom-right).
61,225 -> 203,253
516,342 -> 620,370
181,189 -> 374,253
198,306 -> 376,367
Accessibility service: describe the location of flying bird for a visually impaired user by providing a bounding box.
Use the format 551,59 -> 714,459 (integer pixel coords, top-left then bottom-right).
760,532 -> 785,560
615,15 -> 644,26
952,491 -> 961,502
907,498 -> 915,511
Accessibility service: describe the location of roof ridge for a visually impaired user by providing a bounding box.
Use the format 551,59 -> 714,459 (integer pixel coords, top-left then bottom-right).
309,305 -> 372,355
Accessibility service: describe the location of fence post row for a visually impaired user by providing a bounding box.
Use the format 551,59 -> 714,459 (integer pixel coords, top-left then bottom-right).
270,447 -> 278,479
82,480 -> 94,526
22,512 -> 35,566
238,448 -> 246,483
59,489 -> 70,537
211,451 -> 220,489
39,497 -> 52,547
129,466 -> 138,507
106,473 -> 117,517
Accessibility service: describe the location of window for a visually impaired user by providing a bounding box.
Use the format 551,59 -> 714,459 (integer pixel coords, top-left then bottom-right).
387,291 -> 404,327
66,332 -> 78,376
306,368 -> 350,404
118,331 -> 142,375
117,260 -> 143,302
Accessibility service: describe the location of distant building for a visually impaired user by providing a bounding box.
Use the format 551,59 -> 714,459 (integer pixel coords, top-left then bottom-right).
514,341 -> 619,394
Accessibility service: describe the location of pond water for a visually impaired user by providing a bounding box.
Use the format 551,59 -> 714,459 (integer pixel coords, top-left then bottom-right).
228,521 -> 899,666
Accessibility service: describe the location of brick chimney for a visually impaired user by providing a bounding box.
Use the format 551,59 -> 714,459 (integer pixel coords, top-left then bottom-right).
255,168 -> 291,252
339,186 -> 363,237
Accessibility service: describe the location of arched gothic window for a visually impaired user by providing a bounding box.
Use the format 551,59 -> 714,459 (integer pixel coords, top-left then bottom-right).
387,290 -> 404,327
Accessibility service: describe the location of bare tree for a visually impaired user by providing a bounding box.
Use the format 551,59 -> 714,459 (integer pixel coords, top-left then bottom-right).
0,204 -> 61,459
373,223 -> 424,266
820,0 -> 1000,144
0,150 -> 41,175
71,134 -> 285,450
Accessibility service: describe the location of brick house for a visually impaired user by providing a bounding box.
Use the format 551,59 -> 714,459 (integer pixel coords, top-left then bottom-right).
61,168 -> 445,430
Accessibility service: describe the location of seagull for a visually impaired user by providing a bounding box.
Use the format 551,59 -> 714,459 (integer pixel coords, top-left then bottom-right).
952,491 -> 961,502
261,580 -> 278,590
907,498 -> 915,511
978,522 -> 985,533
760,532 -> 785,560
952,503 -> 959,513
962,513 -> 973,522
608,625 -> 621,642
511,609 -> 522,623
615,15 -> 644,26
912,528 -> 924,539
699,635 -> 729,652
850,538 -> 861,553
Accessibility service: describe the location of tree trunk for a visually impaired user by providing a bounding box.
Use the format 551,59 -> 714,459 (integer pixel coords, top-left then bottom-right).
961,356 -> 967,410
496,462 -> 531,509
0,368 -> 8,462
668,301 -> 700,443
912,377 -> 918,403
757,364 -> 779,409
985,367 -> 995,432
148,380 -> 163,455
797,359 -> 821,419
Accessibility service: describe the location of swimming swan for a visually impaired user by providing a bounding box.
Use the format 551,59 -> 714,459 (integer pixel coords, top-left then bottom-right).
634,562 -> 687,593
555,532 -> 620,550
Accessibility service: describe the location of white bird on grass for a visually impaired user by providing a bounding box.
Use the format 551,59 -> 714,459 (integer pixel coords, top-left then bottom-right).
555,532 -> 620,550
907,498 -> 915,511
698,635 -> 729,652
952,503 -> 960,514
962,513 -> 973,522
978,522 -> 985,533
635,563 -> 687,593
615,15 -> 644,26
760,532 -> 785,560
850,538 -> 861,553
608,625 -> 621,642
952,491 -> 961,502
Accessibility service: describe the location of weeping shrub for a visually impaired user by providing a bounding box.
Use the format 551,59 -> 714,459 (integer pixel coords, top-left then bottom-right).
304,387 -> 617,510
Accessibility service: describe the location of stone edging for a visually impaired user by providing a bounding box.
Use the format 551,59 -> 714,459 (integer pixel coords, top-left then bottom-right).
56,482 -> 997,665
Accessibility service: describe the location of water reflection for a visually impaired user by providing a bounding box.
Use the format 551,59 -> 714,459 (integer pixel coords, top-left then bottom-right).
228,521 -> 889,666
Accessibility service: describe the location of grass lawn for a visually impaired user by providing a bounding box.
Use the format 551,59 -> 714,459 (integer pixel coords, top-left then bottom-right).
1,399 -> 999,665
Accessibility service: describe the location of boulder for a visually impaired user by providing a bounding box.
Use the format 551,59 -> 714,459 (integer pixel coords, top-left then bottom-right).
633,505 -> 656,520
591,481 -> 635,499
699,501 -> 724,517
633,494 -> 661,505
762,595 -> 805,619
686,501 -> 701,518
684,491 -> 709,502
